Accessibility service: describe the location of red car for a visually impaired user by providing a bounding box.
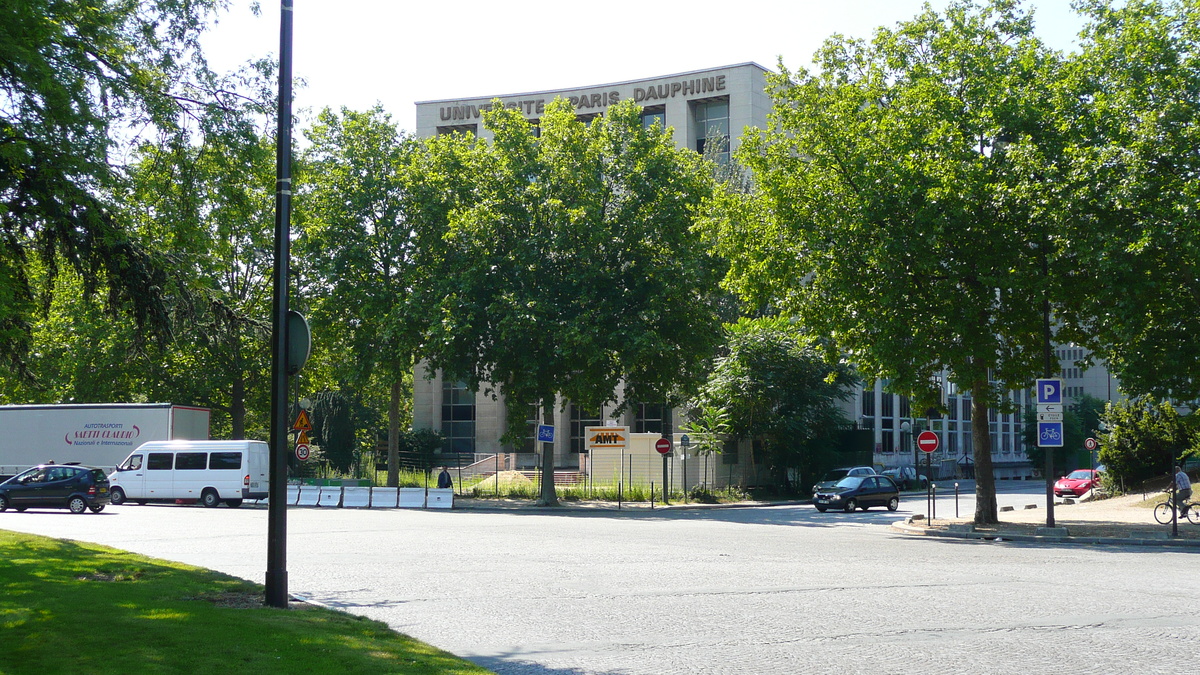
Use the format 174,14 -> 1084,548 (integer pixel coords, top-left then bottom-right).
1054,469 -> 1100,497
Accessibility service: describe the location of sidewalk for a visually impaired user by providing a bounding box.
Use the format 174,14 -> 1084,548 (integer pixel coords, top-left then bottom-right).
894,491 -> 1200,547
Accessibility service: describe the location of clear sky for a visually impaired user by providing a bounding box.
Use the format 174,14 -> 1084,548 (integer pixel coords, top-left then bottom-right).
200,0 -> 1086,133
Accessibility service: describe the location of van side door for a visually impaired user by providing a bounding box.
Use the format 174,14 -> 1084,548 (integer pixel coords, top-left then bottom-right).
144,452 -> 174,499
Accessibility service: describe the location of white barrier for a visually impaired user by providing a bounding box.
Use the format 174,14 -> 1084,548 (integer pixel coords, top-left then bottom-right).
316,485 -> 342,507
370,487 -> 398,508
296,485 -> 320,506
426,488 -> 454,509
341,486 -> 370,508
398,487 -> 425,508
286,485 -> 300,505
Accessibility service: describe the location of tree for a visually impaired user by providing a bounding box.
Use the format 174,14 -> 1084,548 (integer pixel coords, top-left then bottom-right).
421,98 -> 725,505
297,107 -> 427,486
692,317 -> 856,493
1098,396 -> 1198,489
701,0 -> 1066,523
0,0 -> 228,380
1053,0 -> 1200,402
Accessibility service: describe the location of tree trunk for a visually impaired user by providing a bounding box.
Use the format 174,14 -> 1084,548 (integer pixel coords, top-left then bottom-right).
387,379 -> 400,487
971,381 -> 998,524
538,398 -> 559,506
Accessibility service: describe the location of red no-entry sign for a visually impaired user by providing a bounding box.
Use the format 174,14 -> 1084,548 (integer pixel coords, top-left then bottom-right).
917,430 -> 939,453
655,438 -> 672,455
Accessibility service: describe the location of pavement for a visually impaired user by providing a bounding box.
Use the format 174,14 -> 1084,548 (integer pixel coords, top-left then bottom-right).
451,485 -> 1200,547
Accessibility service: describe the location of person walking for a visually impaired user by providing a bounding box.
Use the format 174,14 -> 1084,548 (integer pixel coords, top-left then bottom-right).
1172,465 -> 1192,517
437,466 -> 453,490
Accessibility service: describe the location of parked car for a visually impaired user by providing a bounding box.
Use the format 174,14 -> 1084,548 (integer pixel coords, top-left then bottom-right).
0,464 -> 111,513
1054,469 -> 1100,497
881,466 -> 929,491
814,475 -> 900,513
811,466 -> 877,493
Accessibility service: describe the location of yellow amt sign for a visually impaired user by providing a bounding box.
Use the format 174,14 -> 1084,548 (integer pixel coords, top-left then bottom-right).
585,426 -> 629,451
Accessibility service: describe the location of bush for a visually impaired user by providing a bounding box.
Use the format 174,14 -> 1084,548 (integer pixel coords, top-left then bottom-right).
1098,396 -> 1199,490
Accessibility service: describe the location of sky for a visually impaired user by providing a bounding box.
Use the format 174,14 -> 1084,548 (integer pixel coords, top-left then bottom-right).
200,0 -> 1087,133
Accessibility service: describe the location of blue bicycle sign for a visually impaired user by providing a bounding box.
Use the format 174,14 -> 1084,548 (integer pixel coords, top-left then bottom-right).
1037,421 -> 1064,448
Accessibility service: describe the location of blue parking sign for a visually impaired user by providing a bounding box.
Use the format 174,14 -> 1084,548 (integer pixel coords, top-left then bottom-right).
537,424 -> 555,443
1035,378 -> 1063,405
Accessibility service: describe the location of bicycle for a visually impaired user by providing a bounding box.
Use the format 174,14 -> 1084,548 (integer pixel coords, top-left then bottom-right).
1153,490 -> 1200,525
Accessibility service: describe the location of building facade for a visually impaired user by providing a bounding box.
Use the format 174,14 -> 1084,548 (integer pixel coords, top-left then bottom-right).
410,63 -> 1120,482
411,64 -> 772,472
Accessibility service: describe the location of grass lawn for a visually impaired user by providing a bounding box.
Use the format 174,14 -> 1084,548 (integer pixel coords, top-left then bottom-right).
0,530 -> 492,675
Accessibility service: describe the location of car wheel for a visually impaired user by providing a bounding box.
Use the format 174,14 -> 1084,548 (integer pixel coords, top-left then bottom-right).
68,496 -> 88,514
89,504 -> 105,513
887,497 -> 899,511
815,505 -> 827,513
200,489 -> 221,508
109,487 -> 126,506
843,498 -> 857,513
0,494 -> 8,512
224,499 -> 243,508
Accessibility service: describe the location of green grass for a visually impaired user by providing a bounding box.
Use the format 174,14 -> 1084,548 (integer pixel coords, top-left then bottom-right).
0,530 -> 492,675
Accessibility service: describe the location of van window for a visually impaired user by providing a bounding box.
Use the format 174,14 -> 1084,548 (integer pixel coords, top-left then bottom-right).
175,452 -> 207,470
209,452 -> 242,470
147,453 -> 173,470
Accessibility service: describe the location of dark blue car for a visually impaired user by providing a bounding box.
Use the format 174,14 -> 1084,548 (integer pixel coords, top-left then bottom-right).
0,464 -> 111,514
813,475 -> 900,513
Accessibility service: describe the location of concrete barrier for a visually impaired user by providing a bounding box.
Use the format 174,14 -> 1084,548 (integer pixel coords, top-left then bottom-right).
371,487 -> 398,508
427,488 -> 454,509
296,485 -> 320,506
342,486 -> 370,508
317,485 -> 342,508
399,487 -> 425,508
286,485 -> 300,505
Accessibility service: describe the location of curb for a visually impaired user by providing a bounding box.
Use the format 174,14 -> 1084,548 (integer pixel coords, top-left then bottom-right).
891,520 -> 1200,548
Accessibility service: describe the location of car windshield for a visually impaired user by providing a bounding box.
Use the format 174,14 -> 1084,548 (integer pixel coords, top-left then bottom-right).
834,476 -> 864,489
1067,470 -> 1093,480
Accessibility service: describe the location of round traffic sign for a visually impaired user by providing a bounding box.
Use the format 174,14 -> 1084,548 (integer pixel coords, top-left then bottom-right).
655,438 -> 672,455
916,430 -> 939,453
295,444 -> 310,461
1084,437 -> 1099,451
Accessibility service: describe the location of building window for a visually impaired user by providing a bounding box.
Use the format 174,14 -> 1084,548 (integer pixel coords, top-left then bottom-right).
881,393 -> 894,419
521,404 -> 540,453
437,124 -> 477,136
570,405 -> 603,454
882,430 -> 894,454
641,106 -> 665,130
862,388 -> 875,416
692,98 -> 729,164
947,396 -> 958,420
722,437 -> 739,465
635,403 -> 672,437
441,380 -> 476,454
899,395 -> 911,420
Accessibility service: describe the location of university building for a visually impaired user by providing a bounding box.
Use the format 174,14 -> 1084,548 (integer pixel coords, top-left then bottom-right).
410,63 -> 1119,483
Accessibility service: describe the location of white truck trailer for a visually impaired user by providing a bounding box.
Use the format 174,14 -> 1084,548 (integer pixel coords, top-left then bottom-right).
0,403 -> 210,476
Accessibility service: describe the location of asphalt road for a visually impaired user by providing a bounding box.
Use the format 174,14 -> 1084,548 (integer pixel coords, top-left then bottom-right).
3,496 -> 1197,675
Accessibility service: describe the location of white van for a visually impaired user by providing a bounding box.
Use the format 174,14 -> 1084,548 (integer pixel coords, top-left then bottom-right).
108,440 -> 269,508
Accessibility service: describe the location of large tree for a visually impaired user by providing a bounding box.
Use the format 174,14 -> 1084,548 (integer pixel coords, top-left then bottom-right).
702,0 -> 1067,523
296,106 -> 429,486
421,98 -> 725,505
1052,0 -> 1200,402
0,0 -> 228,380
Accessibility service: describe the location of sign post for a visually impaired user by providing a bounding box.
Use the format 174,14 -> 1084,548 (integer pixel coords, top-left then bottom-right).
917,430 -> 938,519
1036,378 -> 1063,527
655,437 -> 672,505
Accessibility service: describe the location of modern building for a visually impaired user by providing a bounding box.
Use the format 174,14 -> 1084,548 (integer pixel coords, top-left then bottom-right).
411,64 -> 772,476
410,63 -> 1121,484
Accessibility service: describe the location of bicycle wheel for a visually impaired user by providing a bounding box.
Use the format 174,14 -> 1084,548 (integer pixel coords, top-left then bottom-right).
1154,502 -> 1174,524
1187,504 -> 1200,525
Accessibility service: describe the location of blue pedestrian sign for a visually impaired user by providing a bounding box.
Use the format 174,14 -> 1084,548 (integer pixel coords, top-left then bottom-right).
1038,421 -> 1064,448
537,424 -> 555,443
1035,378 -> 1063,405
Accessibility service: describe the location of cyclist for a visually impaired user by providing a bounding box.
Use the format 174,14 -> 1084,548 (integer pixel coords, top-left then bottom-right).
1171,465 -> 1192,518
